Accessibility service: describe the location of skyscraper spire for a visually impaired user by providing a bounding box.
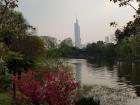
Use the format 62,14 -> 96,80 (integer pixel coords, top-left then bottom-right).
76,18 -> 78,23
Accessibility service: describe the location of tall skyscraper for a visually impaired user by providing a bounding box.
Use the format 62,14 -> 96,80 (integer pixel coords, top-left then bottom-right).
74,18 -> 81,48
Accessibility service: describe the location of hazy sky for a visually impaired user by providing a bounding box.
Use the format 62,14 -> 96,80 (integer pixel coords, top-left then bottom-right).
18,0 -> 137,44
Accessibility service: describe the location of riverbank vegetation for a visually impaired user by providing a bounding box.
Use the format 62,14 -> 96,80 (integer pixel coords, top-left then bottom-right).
0,0 -> 98,105
0,0 -> 140,105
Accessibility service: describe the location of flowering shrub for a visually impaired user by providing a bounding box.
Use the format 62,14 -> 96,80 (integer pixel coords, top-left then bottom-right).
44,69 -> 79,105
13,68 -> 79,105
13,70 -> 44,105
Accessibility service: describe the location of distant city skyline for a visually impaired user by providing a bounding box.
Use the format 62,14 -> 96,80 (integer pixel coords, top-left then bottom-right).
18,0 -> 137,44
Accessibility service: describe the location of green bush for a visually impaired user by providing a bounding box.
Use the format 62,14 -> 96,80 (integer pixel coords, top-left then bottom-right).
0,62 -> 10,92
76,97 -> 100,105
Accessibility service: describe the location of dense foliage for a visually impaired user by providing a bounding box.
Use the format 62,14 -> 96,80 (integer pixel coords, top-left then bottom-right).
109,0 -> 140,62
0,2 -> 46,101
117,34 -> 140,61
76,97 -> 100,105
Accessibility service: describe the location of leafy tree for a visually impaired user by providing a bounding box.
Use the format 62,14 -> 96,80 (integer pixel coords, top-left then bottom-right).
110,0 -> 140,43
0,11 -> 35,35
119,38 -> 132,60
86,43 -> 98,56
0,5 -> 43,72
6,35 -> 45,73
104,43 -> 116,57
118,34 -> 140,61
59,38 -> 73,57
0,10 -> 36,68
0,0 -> 18,24
110,0 -> 139,11
131,35 -> 140,60
0,60 -> 10,92
5,35 -> 45,103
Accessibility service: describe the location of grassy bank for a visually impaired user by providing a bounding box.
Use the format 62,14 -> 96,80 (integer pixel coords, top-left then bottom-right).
0,92 -> 11,105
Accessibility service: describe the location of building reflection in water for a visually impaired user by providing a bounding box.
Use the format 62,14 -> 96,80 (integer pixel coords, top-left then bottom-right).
75,62 -> 81,84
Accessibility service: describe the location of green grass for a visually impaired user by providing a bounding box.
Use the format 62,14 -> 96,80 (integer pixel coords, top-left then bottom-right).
0,92 -> 11,105
0,92 -> 101,105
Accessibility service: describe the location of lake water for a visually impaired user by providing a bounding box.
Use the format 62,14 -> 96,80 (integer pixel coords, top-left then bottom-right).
68,59 -> 140,105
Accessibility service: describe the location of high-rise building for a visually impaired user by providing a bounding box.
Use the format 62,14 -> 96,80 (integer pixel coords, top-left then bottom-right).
61,38 -> 73,47
74,18 -> 81,48
105,36 -> 109,43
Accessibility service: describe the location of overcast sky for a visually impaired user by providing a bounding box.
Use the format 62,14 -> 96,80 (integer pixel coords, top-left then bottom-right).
18,0 -> 137,44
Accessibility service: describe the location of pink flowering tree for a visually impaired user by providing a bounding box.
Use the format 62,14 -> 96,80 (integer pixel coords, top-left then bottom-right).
13,70 -> 44,105
13,68 -> 79,105
44,69 -> 79,105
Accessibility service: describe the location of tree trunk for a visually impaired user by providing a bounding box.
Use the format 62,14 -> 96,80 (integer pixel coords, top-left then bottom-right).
12,70 -> 16,105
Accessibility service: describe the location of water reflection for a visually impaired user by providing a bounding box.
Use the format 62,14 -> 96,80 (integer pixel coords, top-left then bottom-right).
75,62 -> 81,84
69,59 -> 140,105
87,58 -> 116,70
117,62 -> 140,97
